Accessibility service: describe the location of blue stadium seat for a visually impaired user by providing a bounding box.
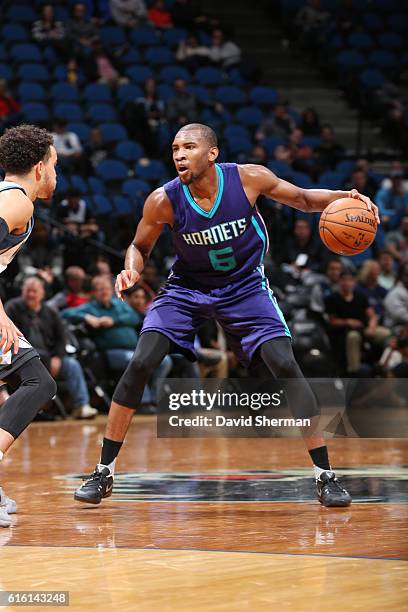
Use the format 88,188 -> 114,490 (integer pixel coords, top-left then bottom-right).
144,47 -> 174,66
302,136 -> 321,149
387,13 -> 408,32
22,103 -> 49,123
123,178 -> 151,198
99,123 -> 128,143
226,137 -> 252,155
368,50 -> 398,68
262,136 -> 288,156
318,171 -> 346,190
66,122 -> 91,142
379,31 -> 403,49
360,69 -> 385,89
130,26 -> 160,47
100,26 -> 127,47
223,125 -> 250,140
83,83 -> 112,103
88,104 -> 118,123
18,83 -> 46,102
215,86 -> 247,107
96,160 -> 129,182
157,84 -> 173,102
267,160 -> 293,177
54,103 -> 84,122
125,65 -> 154,83
159,65 -> 190,83
336,160 -> 355,175
18,63 -> 50,82
186,84 -> 210,103
120,49 -> 142,65
336,50 -> 366,68
348,32 -> 373,50
54,5 -> 70,20
113,195 -> 133,216
250,86 -> 279,107
195,67 -> 224,86
0,46 -> 6,62
134,160 -> 167,181
53,64 -> 85,85
115,141 -> 144,162
0,64 -> 12,81
162,28 -> 188,48
70,175 -> 89,195
55,174 -> 70,195
50,83 -> 80,102
362,13 -> 383,31
10,44 -> 41,63
6,5 -> 36,22
2,24 -> 28,43
91,195 -> 114,215
348,247 -> 374,266
116,83 -> 143,104
290,171 -> 313,188
88,176 -> 106,195
235,106 -> 264,127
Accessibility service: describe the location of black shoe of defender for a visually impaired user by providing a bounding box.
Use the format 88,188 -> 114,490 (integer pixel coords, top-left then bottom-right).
74,467 -> 113,504
316,471 -> 352,507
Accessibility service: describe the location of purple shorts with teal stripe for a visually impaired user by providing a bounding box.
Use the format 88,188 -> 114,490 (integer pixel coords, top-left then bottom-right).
141,271 -> 291,368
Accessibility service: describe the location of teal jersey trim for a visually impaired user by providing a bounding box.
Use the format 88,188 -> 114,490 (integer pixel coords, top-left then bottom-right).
251,215 -> 267,289
182,164 -> 224,219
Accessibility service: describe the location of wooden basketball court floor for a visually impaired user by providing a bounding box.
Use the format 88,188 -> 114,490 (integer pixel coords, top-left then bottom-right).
0,416 -> 407,611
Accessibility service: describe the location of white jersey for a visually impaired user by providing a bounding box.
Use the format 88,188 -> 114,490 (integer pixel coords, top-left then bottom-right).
0,181 -> 34,274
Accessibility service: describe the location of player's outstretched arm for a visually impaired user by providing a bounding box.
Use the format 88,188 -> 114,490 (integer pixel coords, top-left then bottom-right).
239,164 -> 380,224
115,188 -> 174,300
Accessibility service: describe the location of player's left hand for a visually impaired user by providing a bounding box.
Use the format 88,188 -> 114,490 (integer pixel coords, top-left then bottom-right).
350,189 -> 380,225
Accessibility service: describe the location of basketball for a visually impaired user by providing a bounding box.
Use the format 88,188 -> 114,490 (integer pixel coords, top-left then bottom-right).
319,197 -> 377,256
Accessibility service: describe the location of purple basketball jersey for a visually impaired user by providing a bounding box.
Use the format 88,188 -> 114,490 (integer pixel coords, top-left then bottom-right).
163,163 -> 269,287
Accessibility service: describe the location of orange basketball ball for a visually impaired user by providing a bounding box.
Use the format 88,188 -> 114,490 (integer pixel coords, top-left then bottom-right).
319,197 -> 377,256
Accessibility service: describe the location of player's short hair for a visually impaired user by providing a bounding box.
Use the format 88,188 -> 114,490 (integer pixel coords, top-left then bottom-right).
176,123 -> 218,147
0,124 -> 53,176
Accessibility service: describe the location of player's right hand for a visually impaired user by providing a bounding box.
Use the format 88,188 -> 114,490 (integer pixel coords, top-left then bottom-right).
115,270 -> 140,300
0,311 -> 22,355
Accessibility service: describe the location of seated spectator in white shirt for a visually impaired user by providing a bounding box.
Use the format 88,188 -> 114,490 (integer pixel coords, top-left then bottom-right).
109,0 -> 147,27
52,119 -> 83,172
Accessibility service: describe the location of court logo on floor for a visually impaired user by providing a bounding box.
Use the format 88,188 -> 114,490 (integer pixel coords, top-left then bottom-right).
58,466 -> 408,503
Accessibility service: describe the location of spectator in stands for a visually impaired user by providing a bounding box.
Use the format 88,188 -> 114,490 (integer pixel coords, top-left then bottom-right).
280,219 -> 326,272
141,261 -> 164,294
315,124 -> 345,173
384,263 -> 408,335
125,285 -> 149,319
325,270 -> 391,374
171,0 -> 214,30
273,144 -> 292,165
47,266 -> 90,311
176,34 -> 210,70
66,58 -> 83,86
247,145 -> 268,165
0,80 -> 22,130
378,250 -> 397,291
32,4 -> 67,58
209,29 -> 241,69
167,78 -> 199,125
385,216 -> 408,264
148,0 -> 173,29
196,320 -> 228,379
52,119 -> 84,173
357,260 -> 388,320
300,107 -> 320,137
56,188 -> 94,230
376,170 -> 408,230
295,0 -> 329,51
66,2 -> 98,50
6,277 -> 97,419
92,40 -> 128,88
16,220 -> 63,293
287,128 -> 313,172
109,0 -> 147,27
83,127 -> 109,173
256,104 -> 296,140
310,258 -> 343,315
346,169 -> 378,202
380,336 -> 408,379
123,78 -> 165,156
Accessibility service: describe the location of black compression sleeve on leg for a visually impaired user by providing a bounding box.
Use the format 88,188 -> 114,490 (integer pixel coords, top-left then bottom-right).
0,358 -> 57,439
260,338 -> 320,419
112,332 -> 171,410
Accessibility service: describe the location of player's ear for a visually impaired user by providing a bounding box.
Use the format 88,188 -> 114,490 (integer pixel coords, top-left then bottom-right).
34,160 -> 43,181
208,146 -> 219,162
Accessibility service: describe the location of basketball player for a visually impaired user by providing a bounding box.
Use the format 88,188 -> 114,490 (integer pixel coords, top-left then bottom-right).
75,124 -> 379,508
0,125 -> 58,527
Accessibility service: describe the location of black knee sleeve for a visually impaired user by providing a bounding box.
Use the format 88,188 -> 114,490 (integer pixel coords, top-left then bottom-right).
0,357 -> 57,439
112,332 -> 170,410
260,338 -> 320,419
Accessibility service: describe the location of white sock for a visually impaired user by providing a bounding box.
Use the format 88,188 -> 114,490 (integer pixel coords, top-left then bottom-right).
314,465 -> 331,480
97,458 -> 116,477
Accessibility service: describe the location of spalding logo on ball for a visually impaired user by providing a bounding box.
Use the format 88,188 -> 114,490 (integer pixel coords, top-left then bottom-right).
319,197 -> 377,256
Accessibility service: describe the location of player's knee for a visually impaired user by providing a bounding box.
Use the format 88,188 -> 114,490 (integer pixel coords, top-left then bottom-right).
43,371 -> 58,401
127,354 -> 153,380
275,357 -> 299,379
